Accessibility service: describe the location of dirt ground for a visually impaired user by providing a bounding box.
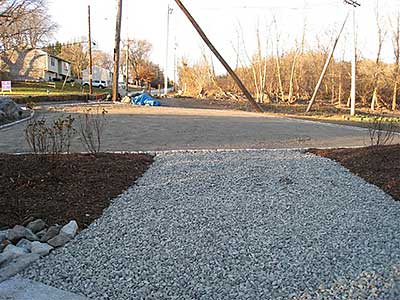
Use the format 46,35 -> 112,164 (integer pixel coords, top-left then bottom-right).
309,144 -> 400,201
1,101 -> 394,154
0,153 -> 153,229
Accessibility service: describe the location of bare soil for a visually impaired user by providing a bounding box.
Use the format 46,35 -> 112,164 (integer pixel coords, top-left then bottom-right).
0,153 -> 153,229
309,144 -> 400,201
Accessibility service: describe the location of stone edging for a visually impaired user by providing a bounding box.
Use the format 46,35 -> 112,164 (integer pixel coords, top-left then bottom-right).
5,146 -> 367,157
0,220 -> 79,283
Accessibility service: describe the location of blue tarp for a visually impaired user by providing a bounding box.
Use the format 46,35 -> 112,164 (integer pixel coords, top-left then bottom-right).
131,93 -> 161,106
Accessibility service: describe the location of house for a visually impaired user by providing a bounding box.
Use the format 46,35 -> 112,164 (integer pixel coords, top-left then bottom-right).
82,66 -> 112,87
1,49 -> 71,81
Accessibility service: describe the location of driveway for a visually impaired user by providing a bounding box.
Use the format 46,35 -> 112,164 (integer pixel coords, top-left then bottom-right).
0,103 -> 381,153
21,150 -> 400,299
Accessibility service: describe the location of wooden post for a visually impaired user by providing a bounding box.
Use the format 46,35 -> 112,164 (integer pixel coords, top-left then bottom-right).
306,13 -> 349,113
174,0 -> 263,113
112,0 -> 123,101
88,5 -> 93,95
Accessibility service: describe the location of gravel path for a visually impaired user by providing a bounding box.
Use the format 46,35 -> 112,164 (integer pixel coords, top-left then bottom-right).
22,150 -> 400,299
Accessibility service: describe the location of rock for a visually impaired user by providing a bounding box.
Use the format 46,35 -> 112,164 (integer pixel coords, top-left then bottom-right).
0,278 -> 91,299
16,239 -> 32,252
60,221 -> 78,238
0,251 -> 15,267
0,240 -> 11,253
122,96 -> 131,103
0,254 -> 40,283
0,98 -> 22,120
36,229 -> 47,239
4,244 -> 28,256
40,225 -> 61,242
46,221 -> 78,248
30,242 -> 53,256
47,233 -> 71,248
26,219 -> 46,233
7,225 -> 38,243
22,216 -> 35,227
0,230 -> 8,242
0,110 -> 6,122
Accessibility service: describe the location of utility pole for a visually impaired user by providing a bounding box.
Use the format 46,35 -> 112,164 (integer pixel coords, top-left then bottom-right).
164,4 -> 173,96
125,42 -> 129,95
112,0 -> 123,102
174,0 -> 263,113
344,0 -> 360,116
306,13 -> 349,113
88,5 -> 93,95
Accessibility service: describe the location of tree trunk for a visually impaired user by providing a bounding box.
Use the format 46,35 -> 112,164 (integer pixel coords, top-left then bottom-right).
275,54 -> 284,101
393,81 -> 398,110
371,87 -> 378,111
288,52 -> 299,104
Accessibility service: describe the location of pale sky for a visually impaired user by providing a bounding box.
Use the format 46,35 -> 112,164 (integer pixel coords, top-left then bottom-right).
49,0 -> 400,77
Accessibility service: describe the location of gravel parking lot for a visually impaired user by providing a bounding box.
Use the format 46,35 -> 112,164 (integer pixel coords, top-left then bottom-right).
0,103 -> 383,153
22,150 -> 400,299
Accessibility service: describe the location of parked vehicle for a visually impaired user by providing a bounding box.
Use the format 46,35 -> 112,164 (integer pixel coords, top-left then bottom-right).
82,80 -> 108,89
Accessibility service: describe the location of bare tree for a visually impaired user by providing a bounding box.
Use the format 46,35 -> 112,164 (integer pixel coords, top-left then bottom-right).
273,16 -> 284,102
390,11 -> 400,111
59,42 -> 88,79
0,0 -> 56,50
0,0 -> 56,78
125,39 -> 152,82
371,1 -> 386,111
92,50 -> 113,71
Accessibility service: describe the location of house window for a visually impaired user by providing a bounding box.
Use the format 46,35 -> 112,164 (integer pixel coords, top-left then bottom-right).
50,58 -> 55,67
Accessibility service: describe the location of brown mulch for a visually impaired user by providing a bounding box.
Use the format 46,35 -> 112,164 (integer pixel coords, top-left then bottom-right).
0,153 -> 153,229
309,144 -> 400,201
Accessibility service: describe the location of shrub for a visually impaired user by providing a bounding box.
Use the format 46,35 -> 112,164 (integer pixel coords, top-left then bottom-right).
77,107 -> 108,154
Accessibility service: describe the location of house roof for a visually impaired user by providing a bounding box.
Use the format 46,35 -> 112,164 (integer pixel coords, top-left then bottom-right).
37,49 -> 72,64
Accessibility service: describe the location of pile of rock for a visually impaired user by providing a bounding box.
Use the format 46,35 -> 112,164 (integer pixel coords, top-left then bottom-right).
0,97 -> 23,124
0,219 -> 78,282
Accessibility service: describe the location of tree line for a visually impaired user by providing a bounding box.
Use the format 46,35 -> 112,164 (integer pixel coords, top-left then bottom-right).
178,9 -> 400,112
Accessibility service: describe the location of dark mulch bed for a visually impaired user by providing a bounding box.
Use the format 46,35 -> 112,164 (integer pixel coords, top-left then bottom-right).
0,153 -> 153,229
309,144 -> 400,201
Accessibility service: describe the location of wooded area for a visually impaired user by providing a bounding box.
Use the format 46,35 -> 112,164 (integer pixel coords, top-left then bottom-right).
178,6 -> 400,112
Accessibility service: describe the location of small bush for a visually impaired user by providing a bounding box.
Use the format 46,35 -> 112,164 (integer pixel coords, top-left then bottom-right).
365,115 -> 400,146
25,118 -> 49,154
77,107 -> 108,154
25,115 -> 77,154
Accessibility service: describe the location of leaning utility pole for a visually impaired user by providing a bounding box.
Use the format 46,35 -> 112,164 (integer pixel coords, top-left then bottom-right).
344,0 -> 360,116
164,4 -> 173,96
174,0 -> 263,113
112,0 -> 123,101
88,5 -> 93,95
306,13 -> 349,112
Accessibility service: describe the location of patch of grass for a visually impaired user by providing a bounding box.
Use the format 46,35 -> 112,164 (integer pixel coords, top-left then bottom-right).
7,81 -> 112,96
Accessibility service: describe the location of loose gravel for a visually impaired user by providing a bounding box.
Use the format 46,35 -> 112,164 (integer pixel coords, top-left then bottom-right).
22,150 -> 400,299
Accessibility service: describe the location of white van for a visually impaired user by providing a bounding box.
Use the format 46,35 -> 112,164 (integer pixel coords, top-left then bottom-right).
82,80 -> 108,89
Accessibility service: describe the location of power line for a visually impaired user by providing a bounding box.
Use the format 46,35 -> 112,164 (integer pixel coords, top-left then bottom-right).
195,2 -> 339,11
343,0 -> 361,8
